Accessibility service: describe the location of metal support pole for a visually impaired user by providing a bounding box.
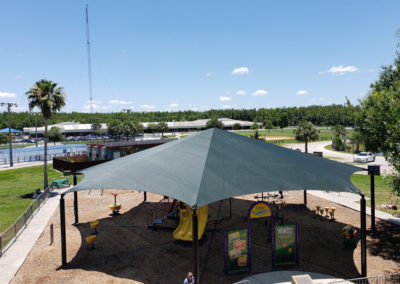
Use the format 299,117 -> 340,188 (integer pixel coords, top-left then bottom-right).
73,174 -> 78,223
144,191 -> 147,202
73,191 -> 78,224
60,194 -> 67,265
229,198 -> 232,219
303,190 -> 307,205
192,206 -> 199,284
370,174 -> 375,232
360,194 -> 367,277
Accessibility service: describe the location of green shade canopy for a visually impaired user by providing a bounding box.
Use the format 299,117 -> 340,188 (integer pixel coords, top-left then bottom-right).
67,128 -> 363,207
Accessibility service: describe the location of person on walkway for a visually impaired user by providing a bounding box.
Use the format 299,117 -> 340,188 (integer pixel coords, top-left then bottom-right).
183,272 -> 194,284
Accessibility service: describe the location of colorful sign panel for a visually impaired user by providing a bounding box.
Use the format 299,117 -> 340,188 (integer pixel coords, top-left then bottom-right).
249,202 -> 272,219
273,224 -> 299,266
224,229 -> 249,274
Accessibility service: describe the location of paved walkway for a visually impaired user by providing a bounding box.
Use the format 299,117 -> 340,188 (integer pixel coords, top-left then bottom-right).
0,187 -> 68,284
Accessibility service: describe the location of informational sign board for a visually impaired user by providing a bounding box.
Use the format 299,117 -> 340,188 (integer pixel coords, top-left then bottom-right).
249,202 -> 272,219
272,224 -> 299,266
224,229 -> 249,274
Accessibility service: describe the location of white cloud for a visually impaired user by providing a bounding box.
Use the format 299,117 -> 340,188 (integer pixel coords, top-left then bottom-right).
108,100 -> 133,105
83,103 -> 109,111
219,96 -> 232,101
232,67 -> 249,75
367,68 -> 374,73
0,92 -> 16,98
16,75 -> 22,79
205,72 -> 212,77
252,89 -> 268,96
141,104 -> 156,111
221,105 -> 232,109
168,103 -> 179,108
296,90 -> 308,96
320,65 -> 358,75
236,90 -> 247,96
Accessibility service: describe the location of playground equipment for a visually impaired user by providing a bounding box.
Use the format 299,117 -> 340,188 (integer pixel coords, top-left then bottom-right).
109,193 -> 121,216
90,220 -> 99,235
342,224 -> 358,249
85,235 -> 97,250
173,204 -> 208,241
148,196 -> 178,229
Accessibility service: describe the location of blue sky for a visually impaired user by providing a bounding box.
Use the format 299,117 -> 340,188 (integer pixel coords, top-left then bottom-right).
1,1 -> 399,113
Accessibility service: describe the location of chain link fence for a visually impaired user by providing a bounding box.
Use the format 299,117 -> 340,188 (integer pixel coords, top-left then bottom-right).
0,186 -> 55,257
0,152 -> 87,165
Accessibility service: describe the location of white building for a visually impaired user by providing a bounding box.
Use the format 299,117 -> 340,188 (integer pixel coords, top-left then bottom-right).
23,118 -> 260,136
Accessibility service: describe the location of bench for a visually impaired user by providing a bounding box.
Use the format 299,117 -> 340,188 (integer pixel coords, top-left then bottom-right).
51,178 -> 71,188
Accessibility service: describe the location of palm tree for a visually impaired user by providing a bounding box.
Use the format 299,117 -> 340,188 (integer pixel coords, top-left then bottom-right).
26,79 -> 66,189
293,121 -> 319,153
157,121 -> 169,138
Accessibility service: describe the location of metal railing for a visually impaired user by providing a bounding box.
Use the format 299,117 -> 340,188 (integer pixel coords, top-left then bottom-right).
0,152 -> 87,165
0,186 -> 56,257
329,272 -> 400,284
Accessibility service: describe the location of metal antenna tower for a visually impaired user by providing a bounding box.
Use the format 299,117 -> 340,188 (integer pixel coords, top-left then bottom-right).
86,4 -> 94,129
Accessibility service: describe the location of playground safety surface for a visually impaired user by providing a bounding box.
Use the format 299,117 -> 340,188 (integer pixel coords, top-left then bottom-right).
10,190 -> 400,283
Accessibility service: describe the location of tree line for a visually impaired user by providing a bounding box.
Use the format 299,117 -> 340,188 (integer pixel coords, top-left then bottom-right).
0,104 -> 358,130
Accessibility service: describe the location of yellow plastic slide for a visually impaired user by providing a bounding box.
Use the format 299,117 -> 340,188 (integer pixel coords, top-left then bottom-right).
173,204 -> 208,241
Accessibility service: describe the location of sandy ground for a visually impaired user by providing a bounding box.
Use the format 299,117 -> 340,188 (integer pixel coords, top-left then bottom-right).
263,136 -> 293,141
11,190 -> 400,284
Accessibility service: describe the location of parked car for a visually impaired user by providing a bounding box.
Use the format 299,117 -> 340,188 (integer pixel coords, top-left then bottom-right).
353,152 -> 375,163
66,136 -> 74,141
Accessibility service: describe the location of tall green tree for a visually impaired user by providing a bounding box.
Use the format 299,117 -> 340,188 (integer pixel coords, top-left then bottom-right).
358,32 -> 400,194
48,127 -> 64,145
332,124 -> 346,151
107,119 -> 123,139
157,121 -> 169,138
206,117 -> 223,129
293,121 -> 319,153
26,79 -> 66,188
91,122 -> 102,135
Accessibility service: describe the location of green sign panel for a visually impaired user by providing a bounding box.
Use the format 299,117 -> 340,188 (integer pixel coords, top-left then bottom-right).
273,224 -> 298,266
224,229 -> 249,274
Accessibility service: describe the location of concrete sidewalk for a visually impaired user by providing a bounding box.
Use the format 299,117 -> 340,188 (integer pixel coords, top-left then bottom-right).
0,187 -> 68,284
307,190 -> 400,226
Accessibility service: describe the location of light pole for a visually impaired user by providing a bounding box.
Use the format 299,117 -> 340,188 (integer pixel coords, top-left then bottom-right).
0,102 -> 18,166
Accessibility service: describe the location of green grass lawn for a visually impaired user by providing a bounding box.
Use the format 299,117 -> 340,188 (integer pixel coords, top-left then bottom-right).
351,174 -> 397,214
0,165 -> 80,233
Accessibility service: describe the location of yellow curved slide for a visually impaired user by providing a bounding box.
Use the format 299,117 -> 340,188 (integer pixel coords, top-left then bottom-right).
173,204 -> 208,241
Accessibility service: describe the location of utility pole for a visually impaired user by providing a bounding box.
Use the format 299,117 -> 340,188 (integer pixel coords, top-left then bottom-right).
86,4 -> 94,135
0,102 -> 18,166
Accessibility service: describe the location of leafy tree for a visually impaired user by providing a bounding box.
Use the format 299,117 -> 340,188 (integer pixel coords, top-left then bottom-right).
251,120 -> 260,130
358,32 -> 400,194
107,119 -> 123,139
264,120 -> 273,132
48,127 -> 64,145
279,112 -> 289,132
157,121 -> 169,138
122,121 -> 134,141
0,134 -> 7,144
206,117 -> 223,129
147,123 -> 157,134
332,124 -> 346,151
232,122 -> 241,130
349,130 -> 363,153
133,121 -> 144,140
26,79 -> 65,188
91,122 -> 102,135
293,121 -> 319,153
